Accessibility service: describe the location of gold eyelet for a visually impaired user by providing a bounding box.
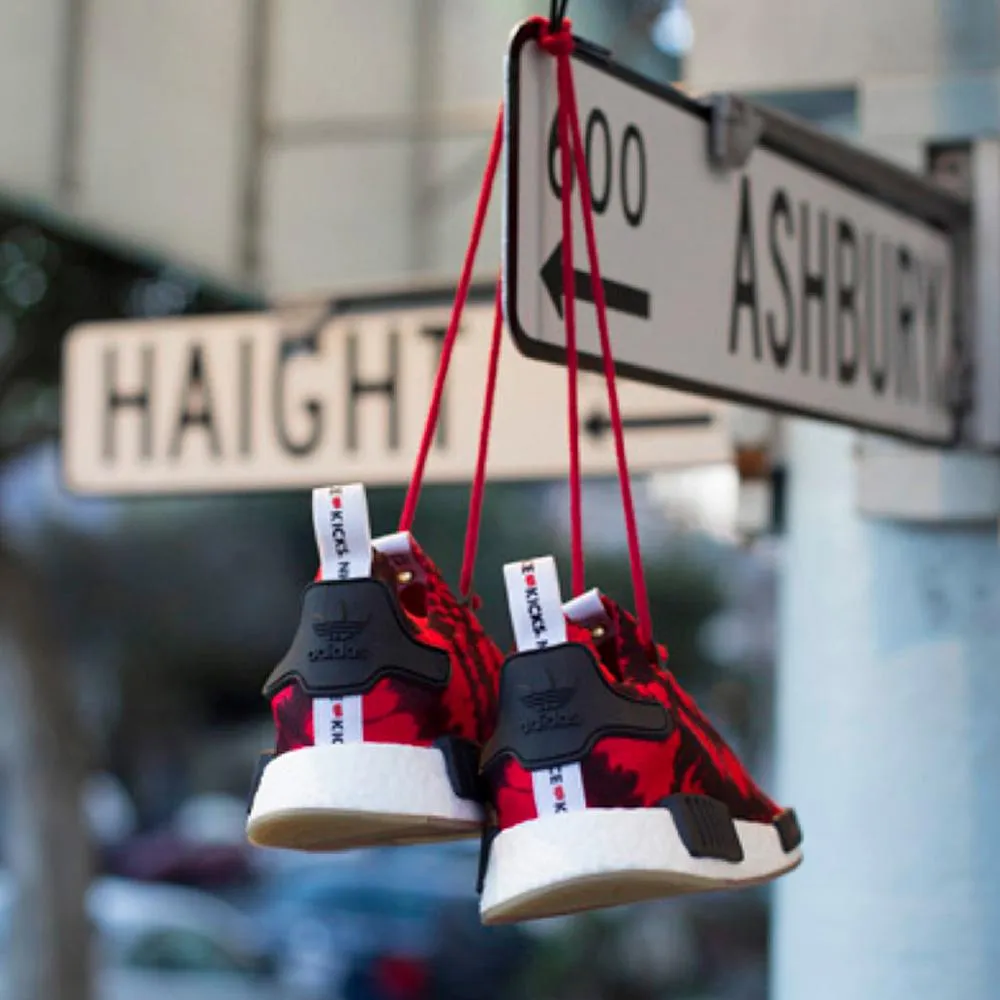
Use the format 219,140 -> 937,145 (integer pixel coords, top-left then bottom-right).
397,570 -> 414,584
592,625 -> 607,640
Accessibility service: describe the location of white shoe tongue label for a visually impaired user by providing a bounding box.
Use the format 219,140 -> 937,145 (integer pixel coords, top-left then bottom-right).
312,696 -> 363,745
505,558 -> 587,816
312,484 -> 372,581
532,765 -> 586,816
504,557 -> 566,652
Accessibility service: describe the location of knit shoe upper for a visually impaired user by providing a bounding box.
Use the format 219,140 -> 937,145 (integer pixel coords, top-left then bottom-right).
477,555 -> 802,924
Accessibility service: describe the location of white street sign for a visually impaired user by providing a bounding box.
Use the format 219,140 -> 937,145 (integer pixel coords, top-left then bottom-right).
62,289 -> 731,496
505,22 -> 968,445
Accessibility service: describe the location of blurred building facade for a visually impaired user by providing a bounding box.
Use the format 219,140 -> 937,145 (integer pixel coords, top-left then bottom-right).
688,0 -> 1000,165
0,0 -> 681,301
4,0 -> 995,297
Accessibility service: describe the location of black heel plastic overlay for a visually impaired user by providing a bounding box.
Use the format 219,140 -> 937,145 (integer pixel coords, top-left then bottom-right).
774,808 -> 803,852
481,643 -> 671,772
262,578 -> 450,699
247,751 -> 275,814
434,735 -> 488,803
476,823 -> 499,895
660,794 -> 744,863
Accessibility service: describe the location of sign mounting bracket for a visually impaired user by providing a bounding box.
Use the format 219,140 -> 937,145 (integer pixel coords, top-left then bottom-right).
709,94 -> 764,172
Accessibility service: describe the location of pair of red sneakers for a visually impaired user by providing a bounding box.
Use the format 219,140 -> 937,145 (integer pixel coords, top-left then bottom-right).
246,484 -> 802,924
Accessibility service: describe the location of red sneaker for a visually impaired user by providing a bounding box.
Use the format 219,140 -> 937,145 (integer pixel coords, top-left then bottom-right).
246,484 -> 502,852
478,555 -> 802,924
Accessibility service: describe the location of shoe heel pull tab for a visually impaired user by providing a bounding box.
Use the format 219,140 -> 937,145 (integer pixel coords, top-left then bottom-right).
313,484 -> 372,581
503,556 -> 566,652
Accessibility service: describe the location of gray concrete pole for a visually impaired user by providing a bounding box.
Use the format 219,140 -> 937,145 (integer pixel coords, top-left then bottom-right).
772,418 -> 1000,999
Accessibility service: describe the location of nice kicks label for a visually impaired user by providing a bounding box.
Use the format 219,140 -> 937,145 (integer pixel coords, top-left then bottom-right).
313,483 -> 372,581
504,556 -> 586,817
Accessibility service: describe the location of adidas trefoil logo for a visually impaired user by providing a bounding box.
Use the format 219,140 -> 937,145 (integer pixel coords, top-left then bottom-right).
309,602 -> 370,662
519,666 -> 581,735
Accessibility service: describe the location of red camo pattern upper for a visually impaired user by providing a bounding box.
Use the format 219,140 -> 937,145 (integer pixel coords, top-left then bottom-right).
378,536 -> 502,745
488,596 -> 782,830
269,538 -> 503,755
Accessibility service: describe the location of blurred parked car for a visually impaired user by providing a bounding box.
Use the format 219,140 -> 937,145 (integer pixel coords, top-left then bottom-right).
0,874 -> 278,1000
249,840 -> 529,1000
105,792 -> 256,889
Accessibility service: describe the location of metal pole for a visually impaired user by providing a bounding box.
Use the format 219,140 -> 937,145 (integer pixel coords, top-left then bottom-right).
238,0 -> 270,287
56,0 -> 88,205
410,0 -> 441,273
771,418 -> 1000,999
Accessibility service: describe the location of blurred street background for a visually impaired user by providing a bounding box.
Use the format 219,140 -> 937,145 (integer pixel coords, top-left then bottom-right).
2,2 -> 1000,1000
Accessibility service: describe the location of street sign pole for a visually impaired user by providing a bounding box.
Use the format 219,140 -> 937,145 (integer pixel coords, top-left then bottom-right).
774,417 -> 1000,1000
503,19 -> 982,448
772,117 -> 1000,1000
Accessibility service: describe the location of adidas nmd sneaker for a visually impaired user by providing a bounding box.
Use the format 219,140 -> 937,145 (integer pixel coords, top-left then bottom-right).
246,484 -> 502,852
478,555 -> 802,924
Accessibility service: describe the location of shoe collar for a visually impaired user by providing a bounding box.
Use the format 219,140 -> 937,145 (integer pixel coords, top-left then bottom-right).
372,531 -> 427,585
564,588 -> 667,682
563,588 -> 614,635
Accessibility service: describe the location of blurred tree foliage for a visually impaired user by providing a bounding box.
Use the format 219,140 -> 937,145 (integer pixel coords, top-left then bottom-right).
0,197 -> 260,1000
0,194 -> 261,462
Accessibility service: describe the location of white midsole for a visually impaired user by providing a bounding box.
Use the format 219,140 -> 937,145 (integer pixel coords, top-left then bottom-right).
480,807 -> 802,917
247,742 -> 484,828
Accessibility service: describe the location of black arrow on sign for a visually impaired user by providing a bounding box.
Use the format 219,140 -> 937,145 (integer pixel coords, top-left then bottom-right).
541,242 -> 651,320
584,410 -> 715,440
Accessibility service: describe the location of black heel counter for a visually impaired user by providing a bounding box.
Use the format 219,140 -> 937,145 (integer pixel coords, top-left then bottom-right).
481,642 -> 671,772
262,578 -> 449,698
